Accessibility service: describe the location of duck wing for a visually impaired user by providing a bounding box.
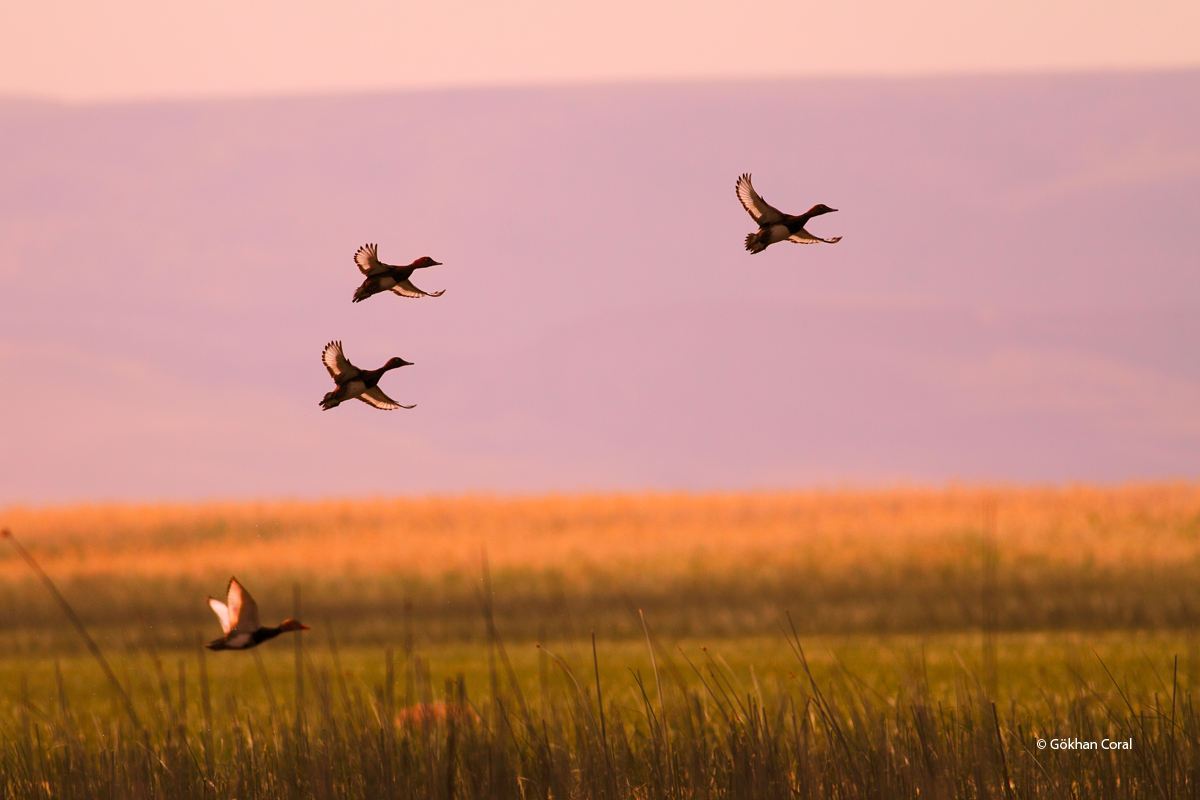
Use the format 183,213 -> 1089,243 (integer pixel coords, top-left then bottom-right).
390,279 -> 445,299
787,231 -> 843,244
354,243 -> 389,276
208,597 -> 232,635
358,386 -> 415,410
322,341 -> 361,382
226,577 -> 261,633
736,174 -> 785,225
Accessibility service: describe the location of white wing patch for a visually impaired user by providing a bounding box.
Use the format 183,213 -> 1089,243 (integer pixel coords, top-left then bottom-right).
787,231 -> 821,244
322,341 -> 359,382
736,174 -> 784,225
358,386 -> 415,410
227,577 -> 261,634
788,231 -> 842,244
354,243 -> 388,276
390,280 -> 444,298
208,598 -> 232,635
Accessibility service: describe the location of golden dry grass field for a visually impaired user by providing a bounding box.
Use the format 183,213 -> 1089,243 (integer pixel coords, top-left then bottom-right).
3,483 -> 1200,646
7,483 -> 1200,578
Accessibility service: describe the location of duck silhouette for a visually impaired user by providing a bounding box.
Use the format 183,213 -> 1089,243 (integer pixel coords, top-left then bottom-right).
352,244 -> 444,302
736,174 -> 841,254
319,340 -> 415,410
205,577 -> 309,651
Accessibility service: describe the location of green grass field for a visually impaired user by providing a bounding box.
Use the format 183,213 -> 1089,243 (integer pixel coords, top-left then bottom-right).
3,626 -> 1197,798
4,627 -> 1199,723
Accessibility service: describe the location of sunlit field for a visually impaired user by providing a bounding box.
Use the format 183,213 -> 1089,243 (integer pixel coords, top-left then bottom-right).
4,484 -> 1200,643
3,484 -> 1200,797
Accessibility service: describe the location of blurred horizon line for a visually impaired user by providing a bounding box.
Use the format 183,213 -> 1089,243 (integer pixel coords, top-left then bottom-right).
3,64 -> 1199,108
4,479 -> 1197,513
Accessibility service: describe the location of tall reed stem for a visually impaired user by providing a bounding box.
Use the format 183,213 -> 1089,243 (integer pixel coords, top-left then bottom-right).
982,498 -> 999,699
3,528 -> 145,736
293,582 -> 305,738
641,609 -> 674,790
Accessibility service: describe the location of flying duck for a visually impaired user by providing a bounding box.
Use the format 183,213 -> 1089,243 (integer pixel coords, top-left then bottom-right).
205,577 -> 309,651
320,340 -> 415,410
352,244 -> 444,302
736,174 -> 842,254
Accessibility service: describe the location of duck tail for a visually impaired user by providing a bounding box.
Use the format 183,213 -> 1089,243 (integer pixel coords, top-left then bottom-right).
352,285 -> 371,303
320,392 -> 340,410
745,232 -> 768,254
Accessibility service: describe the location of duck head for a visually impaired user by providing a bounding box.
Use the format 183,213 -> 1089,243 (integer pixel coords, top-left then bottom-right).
806,204 -> 838,216
279,619 -> 311,632
383,357 -> 414,371
411,256 -> 442,268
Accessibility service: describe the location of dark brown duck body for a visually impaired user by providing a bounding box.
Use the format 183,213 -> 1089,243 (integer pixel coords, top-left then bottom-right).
351,244 -> 444,302
205,622 -> 306,651
737,174 -> 842,254
205,577 -> 309,651
319,341 -> 416,411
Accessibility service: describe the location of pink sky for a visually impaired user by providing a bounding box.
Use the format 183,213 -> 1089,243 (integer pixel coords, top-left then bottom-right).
1,1 -> 1198,503
2,0 -> 1200,101
1,72 -> 1197,502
